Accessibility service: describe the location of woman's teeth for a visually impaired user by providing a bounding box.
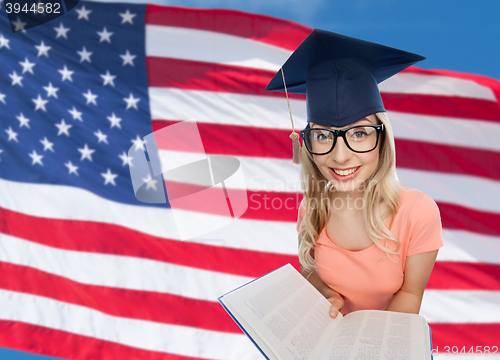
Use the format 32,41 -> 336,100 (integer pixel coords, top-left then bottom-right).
333,166 -> 359,176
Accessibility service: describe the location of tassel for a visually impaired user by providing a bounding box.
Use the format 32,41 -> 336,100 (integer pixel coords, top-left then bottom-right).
280,67 -> 301,165
290,131 -> 300,164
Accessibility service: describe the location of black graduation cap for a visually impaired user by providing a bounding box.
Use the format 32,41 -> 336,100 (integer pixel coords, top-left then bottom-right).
266,29 -> 425,128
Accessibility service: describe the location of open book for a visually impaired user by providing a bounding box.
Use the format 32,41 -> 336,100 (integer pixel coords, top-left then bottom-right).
219,264 -> 433,360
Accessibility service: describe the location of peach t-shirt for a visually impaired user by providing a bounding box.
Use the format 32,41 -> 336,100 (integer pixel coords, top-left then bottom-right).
297,185 -> 443,315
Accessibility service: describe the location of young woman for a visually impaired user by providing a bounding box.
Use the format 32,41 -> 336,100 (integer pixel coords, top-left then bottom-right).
267,29 -> 444,319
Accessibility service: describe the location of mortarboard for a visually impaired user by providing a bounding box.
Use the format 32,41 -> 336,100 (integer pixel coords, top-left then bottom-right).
266,28 -> 425,163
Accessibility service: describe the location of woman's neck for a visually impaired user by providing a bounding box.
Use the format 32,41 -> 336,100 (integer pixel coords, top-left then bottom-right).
329,189 -> 365,214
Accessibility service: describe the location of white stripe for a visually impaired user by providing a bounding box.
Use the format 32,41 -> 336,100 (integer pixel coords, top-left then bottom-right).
146,25 -> 290,71
388,111 -> 500,152
0,178 -> 299,254
158,149 -> 302,191
149,88 -> 500,152
438,229 -> 500,265
421,289 -> 500,323
397,168 -> 500,214
0,233 -> 252,301
0,290 -> 261,360
380,72 -> 497,101
149,87 -> 307,130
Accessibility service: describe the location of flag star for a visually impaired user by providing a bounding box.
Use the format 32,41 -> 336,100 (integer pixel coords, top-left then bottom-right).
119,10 -> 136,24
101,168 -> 118,186
131,135 -> 146,151
68,107 -> 83,121
100,70 -> 116,86
120,50 -> 136,66
12,17 -> 27,32
55,119 -> 72,136
5,127 -> 19,142
83,89 -> 98,105
118,151 -> 133,166
0,34 -> 10,49
43,82 -> 59,98
16,113 -> 30,128
97,27 -> 113,43
9,71 -> 23,86
0,92 -> 5,104
94,129 -> 108,144
65,161 -> 78,175
77,46 -> 92,63
19,57 -> 35,74
0,149 -> 3,161
75,5 -> 91,20
78,143 -> 95,161
28,150 -> 43,165
32,95 -> 48,111
107,113 -> 122,128
40,137 -> 54,152
54,22 -> 70,39
124,93 -> 140,110
58,65 -> 74,82
142,175 -> 158,190
35,41 -> 51,57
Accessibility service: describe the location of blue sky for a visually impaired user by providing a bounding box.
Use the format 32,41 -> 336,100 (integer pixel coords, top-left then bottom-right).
0,0 -> 498,359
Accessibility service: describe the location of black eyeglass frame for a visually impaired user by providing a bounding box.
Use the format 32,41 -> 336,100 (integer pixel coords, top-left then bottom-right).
300,123 -> 385,155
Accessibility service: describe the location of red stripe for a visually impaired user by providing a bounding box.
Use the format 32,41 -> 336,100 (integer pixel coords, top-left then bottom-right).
153,120 -> 292,158
1,320 -> 498,359
430,323 -> 500,352
0,207 -> 299,278
439,202 -> 500,238
162,180 -> 302,221
394,139 -> 500,182
145,5 -> 311,51
146,57 -> 305,100
146,57 -> 500,121
153,120 -> 500,182
0,262 -> 240,333
382,92 -> 500,122
0,320 -> 208,360
428,261 -> 500,290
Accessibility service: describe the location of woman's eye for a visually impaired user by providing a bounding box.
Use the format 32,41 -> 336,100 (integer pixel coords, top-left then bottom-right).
313,132 -> 331,141
353,131 -> 367,138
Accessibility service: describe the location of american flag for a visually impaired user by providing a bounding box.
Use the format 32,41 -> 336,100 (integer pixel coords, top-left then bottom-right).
0,1 -> 499,359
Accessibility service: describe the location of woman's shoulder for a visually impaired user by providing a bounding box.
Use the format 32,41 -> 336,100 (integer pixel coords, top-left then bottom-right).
397,186 -> 443,255
397,185 -> 441,220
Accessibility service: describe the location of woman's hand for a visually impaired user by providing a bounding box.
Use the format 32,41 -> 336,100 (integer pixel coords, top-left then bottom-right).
326,291 -> 344,319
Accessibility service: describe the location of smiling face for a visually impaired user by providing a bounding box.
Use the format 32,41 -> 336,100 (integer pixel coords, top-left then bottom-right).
311,114 -> 381,194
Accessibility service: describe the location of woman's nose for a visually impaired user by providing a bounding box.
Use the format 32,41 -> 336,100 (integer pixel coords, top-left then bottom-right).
331,136 -> 351,164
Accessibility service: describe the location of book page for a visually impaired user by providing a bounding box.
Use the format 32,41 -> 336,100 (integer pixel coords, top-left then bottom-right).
221,264 -> 343,360
316,310 -> 430,360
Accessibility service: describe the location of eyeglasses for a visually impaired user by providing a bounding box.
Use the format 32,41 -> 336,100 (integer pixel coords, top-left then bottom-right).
300,123 -> 384,155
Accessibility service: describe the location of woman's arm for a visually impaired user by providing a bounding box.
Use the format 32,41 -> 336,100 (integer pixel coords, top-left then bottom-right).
386,249 -> 439,313
302,268 -> 345,318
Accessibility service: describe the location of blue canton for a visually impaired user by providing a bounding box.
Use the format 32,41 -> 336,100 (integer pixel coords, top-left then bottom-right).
0,1 -> 166,207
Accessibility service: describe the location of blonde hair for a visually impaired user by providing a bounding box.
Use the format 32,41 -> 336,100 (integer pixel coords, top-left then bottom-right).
297,112 -> 402,272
